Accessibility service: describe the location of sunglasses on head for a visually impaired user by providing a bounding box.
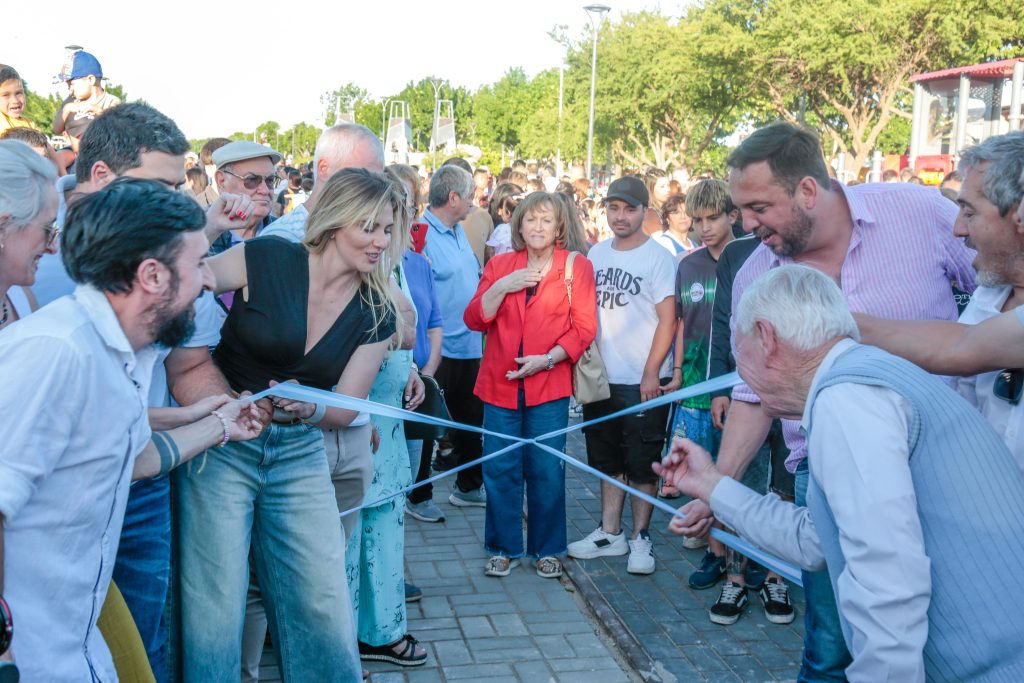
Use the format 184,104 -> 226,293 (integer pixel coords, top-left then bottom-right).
222,169 -> 276,191
993,368 -> 1023,405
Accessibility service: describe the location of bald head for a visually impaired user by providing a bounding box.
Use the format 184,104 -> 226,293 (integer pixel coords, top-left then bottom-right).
313,124 -> 385,181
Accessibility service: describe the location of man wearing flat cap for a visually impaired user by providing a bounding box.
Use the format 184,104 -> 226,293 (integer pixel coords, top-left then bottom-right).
209,140 -> 282,254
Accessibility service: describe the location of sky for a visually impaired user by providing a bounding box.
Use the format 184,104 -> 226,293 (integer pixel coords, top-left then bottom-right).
7,0 -> 685,140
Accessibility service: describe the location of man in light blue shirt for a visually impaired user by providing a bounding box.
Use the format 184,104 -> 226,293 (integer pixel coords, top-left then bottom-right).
422,164 -> 487,506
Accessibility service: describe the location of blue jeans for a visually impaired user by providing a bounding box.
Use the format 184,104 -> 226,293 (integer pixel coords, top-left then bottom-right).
794,460 -> 852,682
482,397 -> 569,558
175,423 -> 360,682
113,475 -> 171,683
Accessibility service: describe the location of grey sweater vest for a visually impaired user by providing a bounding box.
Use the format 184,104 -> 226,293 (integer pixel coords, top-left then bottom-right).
808,344 -> 1024,682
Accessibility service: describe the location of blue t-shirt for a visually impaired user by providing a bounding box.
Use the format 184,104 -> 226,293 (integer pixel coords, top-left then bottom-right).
403,250 -> 443,368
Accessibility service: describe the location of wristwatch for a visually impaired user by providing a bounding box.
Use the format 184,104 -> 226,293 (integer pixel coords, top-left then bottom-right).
0,594 -> 12,656
545,353 -> 555,371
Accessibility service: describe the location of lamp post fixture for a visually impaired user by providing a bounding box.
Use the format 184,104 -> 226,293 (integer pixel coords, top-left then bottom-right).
380,98 -> 394,143
584,4 -> 610,182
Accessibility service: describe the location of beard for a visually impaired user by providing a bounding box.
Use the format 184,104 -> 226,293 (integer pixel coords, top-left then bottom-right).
149,274 -> 198,348
754,205 -> 814,257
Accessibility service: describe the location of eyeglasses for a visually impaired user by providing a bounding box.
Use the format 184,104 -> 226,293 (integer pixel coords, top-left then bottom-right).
44,223 -> 60,247
222,169 -> 276,191
993,368 -> 1023,405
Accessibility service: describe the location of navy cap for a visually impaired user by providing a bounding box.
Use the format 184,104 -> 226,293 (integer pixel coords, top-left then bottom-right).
67,51 -> 103,81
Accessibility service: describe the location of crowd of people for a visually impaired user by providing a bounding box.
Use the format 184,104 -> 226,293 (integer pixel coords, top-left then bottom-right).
2,49 -> 1024,683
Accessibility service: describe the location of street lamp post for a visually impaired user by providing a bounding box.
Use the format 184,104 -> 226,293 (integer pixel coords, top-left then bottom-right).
584,4 -> 610,183
429,79 -> 442,169
381,98 -> 394,143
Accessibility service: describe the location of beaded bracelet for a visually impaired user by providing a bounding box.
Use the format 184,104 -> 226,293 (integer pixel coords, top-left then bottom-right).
210,410 -> 231,448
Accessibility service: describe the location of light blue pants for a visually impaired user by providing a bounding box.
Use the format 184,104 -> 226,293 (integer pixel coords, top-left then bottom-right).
176,423 -> 360,682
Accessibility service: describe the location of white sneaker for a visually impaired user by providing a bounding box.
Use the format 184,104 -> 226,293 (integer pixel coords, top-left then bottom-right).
681,535 -> 708,550
567,527 -> 629,559
627,532 -> 656,574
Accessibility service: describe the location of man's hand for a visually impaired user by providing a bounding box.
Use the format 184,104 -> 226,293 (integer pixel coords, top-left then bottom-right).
404,371 -> 425,410
185,394 -> 233,423
710,395 -> 730,430
667,499 -> 715,539
640,371 -> 662,403
652,437 -> 724,501
660,370 -> 682,394
205,192 -> 257,239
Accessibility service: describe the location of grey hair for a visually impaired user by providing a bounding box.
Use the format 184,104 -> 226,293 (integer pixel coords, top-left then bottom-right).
313,123 -> 384,175
736,265 -> 859,351
428,165 -> 473,208
0,139 -> 58,231
958,131 -> 1024,217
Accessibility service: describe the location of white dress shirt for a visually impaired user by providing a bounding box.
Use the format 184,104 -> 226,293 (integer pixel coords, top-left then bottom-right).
711,339 -> 931,683
953,285 -> 1024,469
0,285 -> 159,681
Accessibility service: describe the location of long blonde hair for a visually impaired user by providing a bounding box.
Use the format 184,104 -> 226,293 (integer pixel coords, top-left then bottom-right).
303,167 -> 409,340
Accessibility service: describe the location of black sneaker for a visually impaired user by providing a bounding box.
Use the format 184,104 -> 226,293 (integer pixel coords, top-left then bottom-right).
432,450 -> 457,472
759,577 -> 795,624
709,581 -> 748,625
404,582 -> 423,603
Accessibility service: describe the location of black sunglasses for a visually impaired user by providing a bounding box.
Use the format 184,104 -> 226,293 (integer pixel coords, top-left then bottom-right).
993,368 -> 1023,405
222,169 -> 276,191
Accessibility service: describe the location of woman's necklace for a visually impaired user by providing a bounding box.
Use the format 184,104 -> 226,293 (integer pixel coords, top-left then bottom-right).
527,250 -> 555,273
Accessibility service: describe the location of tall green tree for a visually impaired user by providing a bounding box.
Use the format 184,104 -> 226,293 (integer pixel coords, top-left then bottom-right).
743,0 -> 1024,172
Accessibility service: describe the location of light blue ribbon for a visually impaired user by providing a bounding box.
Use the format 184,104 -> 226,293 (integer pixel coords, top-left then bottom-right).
248,372 -> 804,586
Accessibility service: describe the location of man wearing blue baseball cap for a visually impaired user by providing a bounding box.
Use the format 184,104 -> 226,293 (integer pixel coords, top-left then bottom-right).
53,50 -> 121,151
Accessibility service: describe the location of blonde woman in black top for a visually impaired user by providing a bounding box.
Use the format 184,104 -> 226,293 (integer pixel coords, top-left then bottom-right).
176,168 -> 406,682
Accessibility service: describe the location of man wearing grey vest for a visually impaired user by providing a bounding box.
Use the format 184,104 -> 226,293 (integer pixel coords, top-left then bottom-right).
656,265 -> 1024,682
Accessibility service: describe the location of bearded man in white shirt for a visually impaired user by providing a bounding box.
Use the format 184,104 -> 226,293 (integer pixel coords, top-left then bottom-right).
656,264 -> 1024,682
0,178 -> 260,681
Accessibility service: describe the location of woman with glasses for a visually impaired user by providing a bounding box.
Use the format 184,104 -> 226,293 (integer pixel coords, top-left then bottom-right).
654,192 -> 697,256
0,140 -> 59,333
176,167 -> 405,682
464,192 -> 598,579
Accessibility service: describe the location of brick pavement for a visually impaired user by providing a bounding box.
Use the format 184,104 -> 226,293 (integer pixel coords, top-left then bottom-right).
260,470 -> 636,683
561,425 -> 806,682
260,418 -> 806,683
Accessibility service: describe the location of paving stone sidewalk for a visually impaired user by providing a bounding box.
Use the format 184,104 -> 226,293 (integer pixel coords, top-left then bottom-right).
260,471 -> 636,683
561,423 -> 806,682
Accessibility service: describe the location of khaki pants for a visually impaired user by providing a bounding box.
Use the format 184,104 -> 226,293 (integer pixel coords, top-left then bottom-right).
325,422 -> 374,542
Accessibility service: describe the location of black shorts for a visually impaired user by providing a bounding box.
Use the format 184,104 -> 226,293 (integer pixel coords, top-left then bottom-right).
582,383 -> 671,485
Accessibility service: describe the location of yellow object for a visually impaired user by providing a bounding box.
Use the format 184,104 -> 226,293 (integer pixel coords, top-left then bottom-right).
96,582 -> 157,683
0,112 -> 36,134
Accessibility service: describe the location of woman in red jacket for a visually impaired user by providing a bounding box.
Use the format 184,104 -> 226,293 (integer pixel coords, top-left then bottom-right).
464,192 -> 597,579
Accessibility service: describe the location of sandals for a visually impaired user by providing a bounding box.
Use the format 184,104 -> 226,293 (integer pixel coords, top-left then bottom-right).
535,556 -> 563,578
484,556 -> 521,577
358,634 -> 427,667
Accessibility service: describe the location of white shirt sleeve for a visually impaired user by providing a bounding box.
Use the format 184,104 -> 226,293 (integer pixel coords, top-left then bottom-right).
710,477 -> 827,570
809,384 -> 930,683
649,242 -> 677,303
0,337 -> 88,519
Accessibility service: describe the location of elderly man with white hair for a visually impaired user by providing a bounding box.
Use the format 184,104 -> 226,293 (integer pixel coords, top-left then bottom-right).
655,264 -> 1024,683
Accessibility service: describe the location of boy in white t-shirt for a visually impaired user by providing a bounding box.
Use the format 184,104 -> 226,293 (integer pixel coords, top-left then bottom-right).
567,176 -> 676,575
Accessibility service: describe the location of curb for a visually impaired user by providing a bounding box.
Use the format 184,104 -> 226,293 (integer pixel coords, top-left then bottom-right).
563,557 -> 671,683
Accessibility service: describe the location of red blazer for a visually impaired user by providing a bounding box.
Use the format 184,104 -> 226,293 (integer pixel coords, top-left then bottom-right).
464,248 -> 598,409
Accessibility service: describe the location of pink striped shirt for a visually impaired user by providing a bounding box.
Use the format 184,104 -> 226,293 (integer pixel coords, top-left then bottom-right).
731,181 -> 976,471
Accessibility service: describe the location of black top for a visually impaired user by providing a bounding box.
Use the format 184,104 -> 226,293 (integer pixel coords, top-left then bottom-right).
708,235 -> 760,399
213,236 -> 395,394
